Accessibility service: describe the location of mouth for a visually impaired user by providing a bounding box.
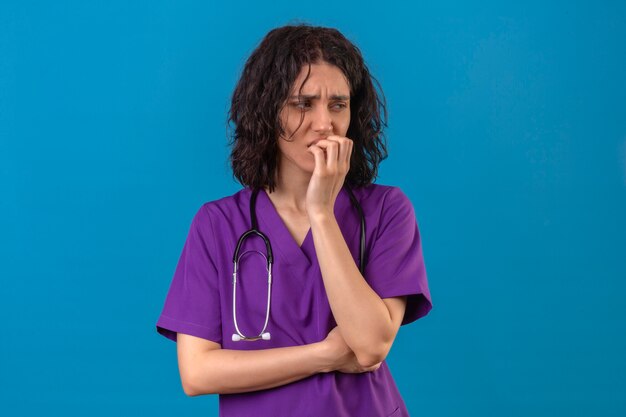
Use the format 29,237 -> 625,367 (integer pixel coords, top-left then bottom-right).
307,138 -> 326,147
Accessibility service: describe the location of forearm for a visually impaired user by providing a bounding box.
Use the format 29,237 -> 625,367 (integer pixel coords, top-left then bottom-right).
189,342 -> 332,395
310,212 -> 393,365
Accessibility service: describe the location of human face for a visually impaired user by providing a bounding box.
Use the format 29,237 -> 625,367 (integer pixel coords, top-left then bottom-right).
277,61 -> 351,175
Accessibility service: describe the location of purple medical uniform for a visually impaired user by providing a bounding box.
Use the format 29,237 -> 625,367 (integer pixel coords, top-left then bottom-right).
156,183 -> 433,417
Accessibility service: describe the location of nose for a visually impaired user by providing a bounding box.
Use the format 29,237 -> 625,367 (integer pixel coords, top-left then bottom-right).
311,105 -> 333,135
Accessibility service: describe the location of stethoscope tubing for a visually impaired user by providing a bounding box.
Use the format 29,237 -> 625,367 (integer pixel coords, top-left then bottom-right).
231,184 -> 365,342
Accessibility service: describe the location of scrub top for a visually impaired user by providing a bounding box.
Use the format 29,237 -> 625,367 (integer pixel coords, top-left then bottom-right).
156,183 -> 433,417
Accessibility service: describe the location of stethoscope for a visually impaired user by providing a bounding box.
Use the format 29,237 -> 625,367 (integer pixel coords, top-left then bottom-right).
231,184 -> 366,342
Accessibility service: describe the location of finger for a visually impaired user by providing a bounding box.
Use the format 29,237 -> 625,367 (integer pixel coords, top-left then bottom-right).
307,140 -> 328,158
346,139 -> 353,168
334,137 -> 347,167
315,138 -> 339,170
307,145 -> 326,173
328,137 -> 342,170
339,138 -> 352,171
325,136 -> 351,172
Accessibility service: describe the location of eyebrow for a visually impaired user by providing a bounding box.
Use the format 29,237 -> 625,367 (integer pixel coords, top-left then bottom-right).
289,94 -> 350,100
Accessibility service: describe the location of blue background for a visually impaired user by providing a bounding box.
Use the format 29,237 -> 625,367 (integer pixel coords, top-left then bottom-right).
1,1 -> 625,415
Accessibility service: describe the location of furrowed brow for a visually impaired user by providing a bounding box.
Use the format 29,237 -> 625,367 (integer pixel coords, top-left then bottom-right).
289,94 -> 350,100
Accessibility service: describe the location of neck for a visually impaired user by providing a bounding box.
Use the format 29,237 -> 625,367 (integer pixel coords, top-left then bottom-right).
263,159 -> 311,214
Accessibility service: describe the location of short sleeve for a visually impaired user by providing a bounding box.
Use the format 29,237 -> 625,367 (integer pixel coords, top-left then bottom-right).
155,204 -> 222,345
364,187 -> 433,325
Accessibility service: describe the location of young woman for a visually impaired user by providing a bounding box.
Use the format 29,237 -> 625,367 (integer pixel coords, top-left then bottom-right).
156,23 -> 433,417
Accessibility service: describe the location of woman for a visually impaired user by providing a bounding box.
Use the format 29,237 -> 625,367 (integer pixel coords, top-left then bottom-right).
156,23 -> 433,416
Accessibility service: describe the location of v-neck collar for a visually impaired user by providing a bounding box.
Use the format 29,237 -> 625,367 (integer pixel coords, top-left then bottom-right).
254,186 -> 358,267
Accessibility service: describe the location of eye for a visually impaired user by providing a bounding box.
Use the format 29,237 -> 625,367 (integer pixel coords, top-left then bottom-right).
332,103 -> 347,110
292,101 -> 311,109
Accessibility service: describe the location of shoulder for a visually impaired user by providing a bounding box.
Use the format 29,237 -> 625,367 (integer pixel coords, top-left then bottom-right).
351,183 -> 413,212
351,183 -> 418,244
192,187 -> 251,224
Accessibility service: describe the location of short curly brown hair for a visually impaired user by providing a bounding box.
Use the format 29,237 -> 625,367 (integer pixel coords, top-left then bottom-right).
226,22 -> 388,192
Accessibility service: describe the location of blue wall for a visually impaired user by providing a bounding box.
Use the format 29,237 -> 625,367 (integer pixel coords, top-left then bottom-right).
1,1 -> 624,415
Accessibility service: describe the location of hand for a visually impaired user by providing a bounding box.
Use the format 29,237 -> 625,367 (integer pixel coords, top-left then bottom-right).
320,326 -> 382,374
305,136 -> 354,218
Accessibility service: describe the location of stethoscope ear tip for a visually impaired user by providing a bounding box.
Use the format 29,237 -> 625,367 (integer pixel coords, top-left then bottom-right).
232,334 -> 241,342
262,332 -> 271,340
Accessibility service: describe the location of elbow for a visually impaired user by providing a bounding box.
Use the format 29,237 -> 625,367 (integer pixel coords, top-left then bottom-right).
183,383 -> 197,397
183,380 -> 219,397
181,367 -> 199,396
178,343 -> 223,396
182,373 -> 220,397
182,376 -> 201,396
355,343 -> 391,368
356,352 -> 385,369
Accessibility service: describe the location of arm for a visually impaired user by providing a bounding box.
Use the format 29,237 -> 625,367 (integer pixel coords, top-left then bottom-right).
309,213 -> 407,367
178,334 -> 330,396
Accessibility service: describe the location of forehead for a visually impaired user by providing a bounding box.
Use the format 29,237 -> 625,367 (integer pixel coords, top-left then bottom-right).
290,62 -> 350,95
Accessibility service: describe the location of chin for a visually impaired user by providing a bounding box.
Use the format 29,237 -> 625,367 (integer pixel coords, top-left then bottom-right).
282,153 -> 315,175
294,159 -> 314,175
302,164 -> 315,174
